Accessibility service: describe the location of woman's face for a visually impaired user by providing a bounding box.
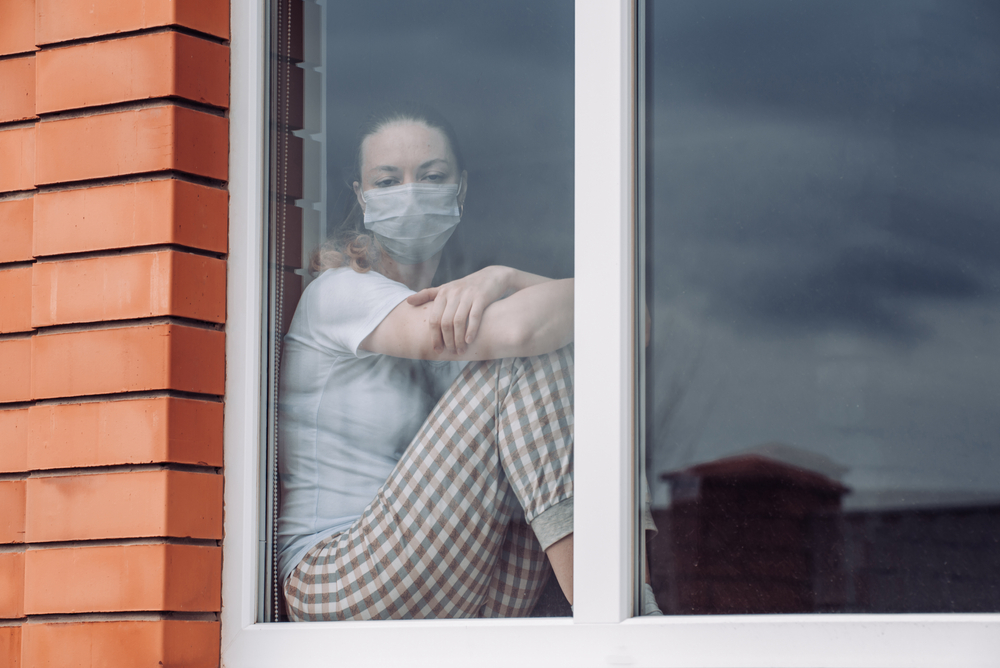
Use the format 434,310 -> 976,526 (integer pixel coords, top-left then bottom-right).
353,121 -> 467,209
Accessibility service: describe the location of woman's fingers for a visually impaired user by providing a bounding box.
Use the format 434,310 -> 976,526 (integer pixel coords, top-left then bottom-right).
452,298 -> 473,353
418,272 -> 510,354
439,296 -> 460,353
438,291 -> 476,354
465,299 -> 485,345
407,287 -> 438,306
426,292 -> 448,350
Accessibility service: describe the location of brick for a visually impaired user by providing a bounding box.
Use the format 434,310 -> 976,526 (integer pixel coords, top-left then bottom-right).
36,32 -> 229,113
165,251 -> 227,323
26,470 -> 222,542
0,56 -> 35,123
0,267 -> 32,334
0,626 -> 21,668
24,544 -> 221,613
0,126 -> 35,193
33,180 -> 227,256
0,409 -> 28,472
0,338 -> 31,404
0,197 -> 33,263
32,251 -> 225,327
35,106 -> 228,185
0,480 -> 26,543
0,0 -> 34,57
28,397 -> 222,470
22,620 -> 220,668
36,0 -> 229,44
31,324 -> 224,399
0,551 -> 25,618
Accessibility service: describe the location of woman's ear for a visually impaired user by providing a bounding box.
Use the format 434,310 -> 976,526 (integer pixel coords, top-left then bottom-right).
353,181 -> 366,213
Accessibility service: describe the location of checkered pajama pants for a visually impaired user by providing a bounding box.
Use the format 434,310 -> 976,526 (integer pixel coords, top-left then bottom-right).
283,345 -> 575,621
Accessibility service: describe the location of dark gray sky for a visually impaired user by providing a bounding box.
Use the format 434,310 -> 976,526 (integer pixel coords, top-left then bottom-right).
645,0 -> 1000,509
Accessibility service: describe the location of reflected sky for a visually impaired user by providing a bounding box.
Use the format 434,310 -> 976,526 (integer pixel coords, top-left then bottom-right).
323,0 -> 574,282
645,0 -> 1000,508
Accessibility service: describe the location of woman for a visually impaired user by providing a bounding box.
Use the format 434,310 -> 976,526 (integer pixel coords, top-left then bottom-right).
277,105 -> 580,620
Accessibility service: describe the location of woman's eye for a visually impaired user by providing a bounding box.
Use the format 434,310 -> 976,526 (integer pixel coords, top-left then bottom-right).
423,174 -> 444,182
374,179 -> 397,187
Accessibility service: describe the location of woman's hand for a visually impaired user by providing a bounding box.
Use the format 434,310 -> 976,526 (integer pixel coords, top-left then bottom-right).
364,276 -> 572,361
406,266 -> 513,354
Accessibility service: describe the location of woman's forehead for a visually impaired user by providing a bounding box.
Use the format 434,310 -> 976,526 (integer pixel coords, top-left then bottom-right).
361,122 -> 455,171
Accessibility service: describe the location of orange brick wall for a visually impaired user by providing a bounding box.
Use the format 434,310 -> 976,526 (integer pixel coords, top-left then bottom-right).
0,0 -> 229,665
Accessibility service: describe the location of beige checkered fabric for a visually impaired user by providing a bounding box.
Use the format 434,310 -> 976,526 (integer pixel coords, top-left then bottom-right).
284,346 -> 574,621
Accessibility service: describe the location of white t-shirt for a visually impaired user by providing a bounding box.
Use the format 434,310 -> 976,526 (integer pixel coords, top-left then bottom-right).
277,267 -> 464,585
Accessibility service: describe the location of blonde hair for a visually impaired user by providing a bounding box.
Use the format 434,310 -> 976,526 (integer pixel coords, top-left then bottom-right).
312,103 -> 464,274
310,206 -> 381,273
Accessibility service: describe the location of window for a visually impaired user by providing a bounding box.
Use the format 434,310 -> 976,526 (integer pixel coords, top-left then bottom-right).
259,0 -> 575,622
222,1 -> 999,665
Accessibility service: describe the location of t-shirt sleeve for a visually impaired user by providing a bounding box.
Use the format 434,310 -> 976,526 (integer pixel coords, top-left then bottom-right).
299,268 -> 414,357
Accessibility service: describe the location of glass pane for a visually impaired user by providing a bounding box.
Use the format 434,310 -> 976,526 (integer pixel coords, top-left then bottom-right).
641,0 -> 1000,614
263,0 -> 575,621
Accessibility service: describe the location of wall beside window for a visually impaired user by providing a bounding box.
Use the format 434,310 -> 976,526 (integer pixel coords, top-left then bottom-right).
0,0 -> 230,665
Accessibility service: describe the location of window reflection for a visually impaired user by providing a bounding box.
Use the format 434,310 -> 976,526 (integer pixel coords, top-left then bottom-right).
643,0 -> 1000,614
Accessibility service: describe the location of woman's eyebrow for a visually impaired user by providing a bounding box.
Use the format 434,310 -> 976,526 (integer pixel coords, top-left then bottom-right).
419,159 -> 450,169
369,159 -> 449,174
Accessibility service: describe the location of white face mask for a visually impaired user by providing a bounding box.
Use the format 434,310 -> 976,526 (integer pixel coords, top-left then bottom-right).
361,180 -> 462,265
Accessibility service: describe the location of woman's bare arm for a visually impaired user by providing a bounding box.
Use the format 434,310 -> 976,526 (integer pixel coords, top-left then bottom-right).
405,266 -> 554,353
360,276 -> 573,361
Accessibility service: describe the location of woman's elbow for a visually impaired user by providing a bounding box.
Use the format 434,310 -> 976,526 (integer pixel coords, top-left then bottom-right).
504,320 -> 536,352
504,320 -> 570,358
374,322 -> 443,360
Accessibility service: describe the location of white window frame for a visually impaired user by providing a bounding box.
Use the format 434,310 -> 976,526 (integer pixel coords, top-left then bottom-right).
222,1 -> 1000,665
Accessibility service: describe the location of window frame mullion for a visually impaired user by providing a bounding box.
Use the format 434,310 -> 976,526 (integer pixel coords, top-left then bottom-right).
573,0 -> 638,625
